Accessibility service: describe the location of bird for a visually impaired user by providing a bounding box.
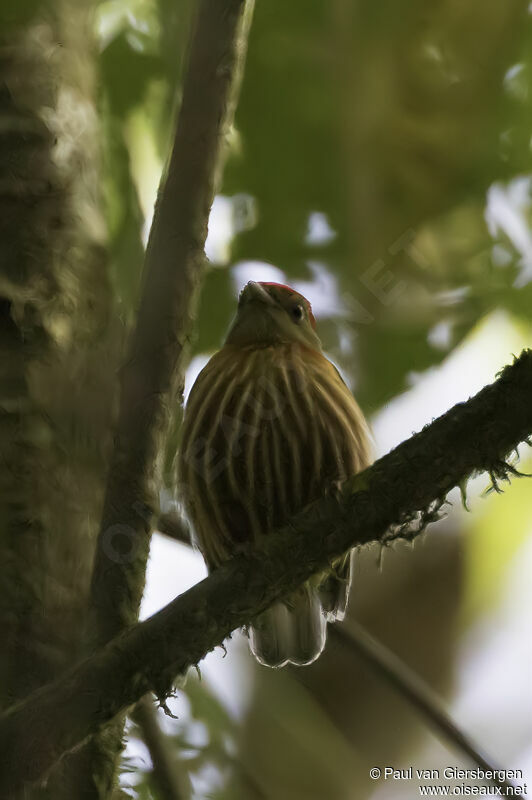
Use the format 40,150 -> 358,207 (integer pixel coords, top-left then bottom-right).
178,280 -> 371,667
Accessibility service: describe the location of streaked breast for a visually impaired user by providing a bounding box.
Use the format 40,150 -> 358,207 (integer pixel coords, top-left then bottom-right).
179,344 -> 370,568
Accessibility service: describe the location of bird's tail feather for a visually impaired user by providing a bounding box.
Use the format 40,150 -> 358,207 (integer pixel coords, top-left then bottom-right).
249,555 -> 353,667
319,551 -> 352,622
249,584 -> 327,667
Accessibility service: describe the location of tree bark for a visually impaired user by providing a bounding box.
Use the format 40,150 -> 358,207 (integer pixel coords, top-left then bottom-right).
0,2 -> 117,798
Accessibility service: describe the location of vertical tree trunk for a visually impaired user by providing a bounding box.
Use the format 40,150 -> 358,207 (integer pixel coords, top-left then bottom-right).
0,1 -> 117,797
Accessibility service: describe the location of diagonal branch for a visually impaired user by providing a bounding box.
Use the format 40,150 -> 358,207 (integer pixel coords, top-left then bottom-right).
331,623 -> 518,796
1,350 -> 531,795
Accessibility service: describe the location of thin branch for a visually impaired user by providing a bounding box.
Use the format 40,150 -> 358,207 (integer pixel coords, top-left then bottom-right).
131,696 -> 190,800
331,623 -> 518,796
1,350 -> 532,795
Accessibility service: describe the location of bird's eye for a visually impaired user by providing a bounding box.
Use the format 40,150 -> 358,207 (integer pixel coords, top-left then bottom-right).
291,304 -> 304,323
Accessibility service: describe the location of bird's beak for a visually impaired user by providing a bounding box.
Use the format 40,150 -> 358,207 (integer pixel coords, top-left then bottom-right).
241,281 -> 275,306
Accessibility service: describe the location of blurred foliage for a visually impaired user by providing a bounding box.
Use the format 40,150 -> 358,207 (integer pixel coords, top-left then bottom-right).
95,0 -> 532,797
221,0 -> 532,411
95,0 -> 194,315
462,454 -> 532,623
98,0 -> 532,408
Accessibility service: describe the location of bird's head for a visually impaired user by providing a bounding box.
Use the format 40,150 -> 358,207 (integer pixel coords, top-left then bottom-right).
225,281 -> 321,350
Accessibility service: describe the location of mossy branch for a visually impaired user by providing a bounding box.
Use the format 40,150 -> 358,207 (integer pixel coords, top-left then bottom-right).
1,350 -> 532,795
